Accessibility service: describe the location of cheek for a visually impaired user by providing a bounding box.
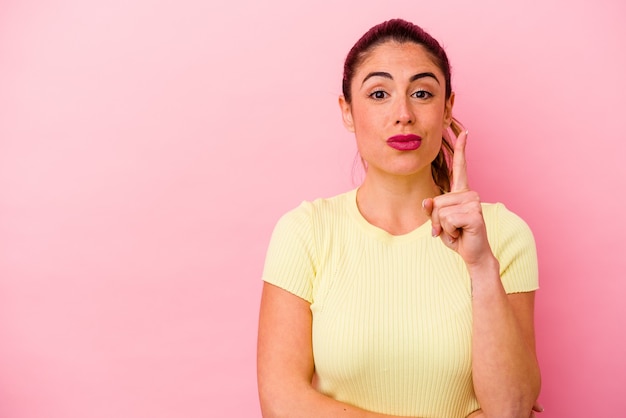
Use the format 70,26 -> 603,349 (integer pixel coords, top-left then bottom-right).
422,135 -> 444,164
428,136 -> 443,153
351,110 -> 378,138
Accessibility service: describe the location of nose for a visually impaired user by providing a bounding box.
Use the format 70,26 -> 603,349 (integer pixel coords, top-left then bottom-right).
395,96 -> 415,125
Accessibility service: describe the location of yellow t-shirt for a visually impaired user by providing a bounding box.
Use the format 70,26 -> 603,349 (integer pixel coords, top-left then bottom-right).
262,189 -> 538,418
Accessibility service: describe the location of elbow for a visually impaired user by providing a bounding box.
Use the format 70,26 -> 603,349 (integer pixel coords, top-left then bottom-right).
258,385 -> 287,418
509,361 -> 542,418
483,372 -> 542,418
258,380 -> 312,418
482,401 -> 535,418
259,401 -> 283,418
259,394 -> 284,418
511,377 -> 543,418
510,398 -> 539,418
523,363 -> 542,414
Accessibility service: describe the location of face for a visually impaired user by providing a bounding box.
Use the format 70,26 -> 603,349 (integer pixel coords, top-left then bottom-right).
339,41 -> 454,180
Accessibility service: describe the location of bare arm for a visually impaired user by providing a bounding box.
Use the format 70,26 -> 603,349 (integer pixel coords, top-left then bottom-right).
425,129 -> 541,418
257,282 -> 421,418
464,290 -> 543,418
428,220 -> 541,418
469,272 -> 541,417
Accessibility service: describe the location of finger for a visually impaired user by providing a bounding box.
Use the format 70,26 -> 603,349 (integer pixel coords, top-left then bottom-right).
451,129 -> 469,192
421,198 -> 433,217
422,198 -> 440,236
428,199 -> 442,237
428,191 -> 471,238
438,209 -> 471,246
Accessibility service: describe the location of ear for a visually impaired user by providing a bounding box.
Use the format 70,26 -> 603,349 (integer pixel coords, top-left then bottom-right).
338,95 -> 355,133
443,91 -> 455,128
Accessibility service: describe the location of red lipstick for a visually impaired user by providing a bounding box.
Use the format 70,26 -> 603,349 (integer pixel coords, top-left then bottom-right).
387,134 -> 422,151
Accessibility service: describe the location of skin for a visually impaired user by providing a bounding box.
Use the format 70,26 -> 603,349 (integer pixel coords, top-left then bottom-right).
339,42 -> 451,233
424,130 -> 542,418
258,41 -> 541,417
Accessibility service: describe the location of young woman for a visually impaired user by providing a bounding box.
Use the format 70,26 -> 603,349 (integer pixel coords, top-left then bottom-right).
257,19 -> 541,418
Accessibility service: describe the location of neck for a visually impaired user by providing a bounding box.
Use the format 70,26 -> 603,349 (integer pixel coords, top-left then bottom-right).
356,169 -> 441,235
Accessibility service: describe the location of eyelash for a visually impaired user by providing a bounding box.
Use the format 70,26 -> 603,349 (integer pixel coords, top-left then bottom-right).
412,89 -> 433,99
368,89 -> 433,100
369,90 -> 388,100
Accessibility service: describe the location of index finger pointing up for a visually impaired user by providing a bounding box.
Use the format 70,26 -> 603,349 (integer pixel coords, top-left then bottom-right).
451,129 -> 469,192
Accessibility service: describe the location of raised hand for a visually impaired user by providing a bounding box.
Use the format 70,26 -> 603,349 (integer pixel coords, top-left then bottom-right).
422,128 -> 494,268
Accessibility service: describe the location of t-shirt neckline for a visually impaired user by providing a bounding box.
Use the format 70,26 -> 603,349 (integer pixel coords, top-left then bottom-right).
345,188 -> 432,243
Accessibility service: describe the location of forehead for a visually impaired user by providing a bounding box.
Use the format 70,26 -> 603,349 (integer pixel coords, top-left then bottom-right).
356,41 -> 442,77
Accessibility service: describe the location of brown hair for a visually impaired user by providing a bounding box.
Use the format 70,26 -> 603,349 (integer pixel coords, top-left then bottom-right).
343,18 -> 461,192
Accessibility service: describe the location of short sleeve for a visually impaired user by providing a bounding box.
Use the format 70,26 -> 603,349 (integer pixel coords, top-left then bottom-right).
261,202 -> 317,303
487,203 -> 539,294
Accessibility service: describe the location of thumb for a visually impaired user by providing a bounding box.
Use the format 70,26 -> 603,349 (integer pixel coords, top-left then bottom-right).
422,198 -> 434,217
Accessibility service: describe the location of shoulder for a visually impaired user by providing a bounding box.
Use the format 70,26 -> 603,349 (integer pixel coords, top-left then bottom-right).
482,202 -> 535,242
482,202 -> 539,291
274,189 -> 354,231
263,190 -> 355,302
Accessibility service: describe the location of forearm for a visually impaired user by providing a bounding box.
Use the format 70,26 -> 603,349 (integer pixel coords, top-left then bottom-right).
468,257 -> 541,418
260,382 -> 420,418
258,284 -> 421,418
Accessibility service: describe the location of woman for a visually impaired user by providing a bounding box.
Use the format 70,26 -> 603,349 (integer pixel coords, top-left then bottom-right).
258,19 -> 541,418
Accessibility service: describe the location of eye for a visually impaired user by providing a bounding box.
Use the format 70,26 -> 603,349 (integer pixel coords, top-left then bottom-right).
368,90 -> 389,100
412,89 -> 433,99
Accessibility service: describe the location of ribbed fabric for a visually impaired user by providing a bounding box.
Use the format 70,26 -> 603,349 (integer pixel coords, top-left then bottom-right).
262,189 -> 539,418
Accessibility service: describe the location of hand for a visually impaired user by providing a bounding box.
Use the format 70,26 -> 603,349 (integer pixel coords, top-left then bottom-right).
422,129 -> 494,268
530,401 -> 545,417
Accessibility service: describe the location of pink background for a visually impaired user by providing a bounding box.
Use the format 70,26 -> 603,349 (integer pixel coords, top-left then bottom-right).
1,1 -> 625,417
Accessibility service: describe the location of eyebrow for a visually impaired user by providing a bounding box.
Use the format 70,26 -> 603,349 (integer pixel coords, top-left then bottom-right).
361,71 -> 440,85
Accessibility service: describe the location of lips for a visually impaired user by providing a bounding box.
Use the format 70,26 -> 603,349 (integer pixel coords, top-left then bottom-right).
387,134 -> 422,151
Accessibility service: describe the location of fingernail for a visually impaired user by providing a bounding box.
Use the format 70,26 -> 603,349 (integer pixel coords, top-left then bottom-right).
431,227 -> 437,237
465,130 -> 469,136
422,199 -> 426,209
